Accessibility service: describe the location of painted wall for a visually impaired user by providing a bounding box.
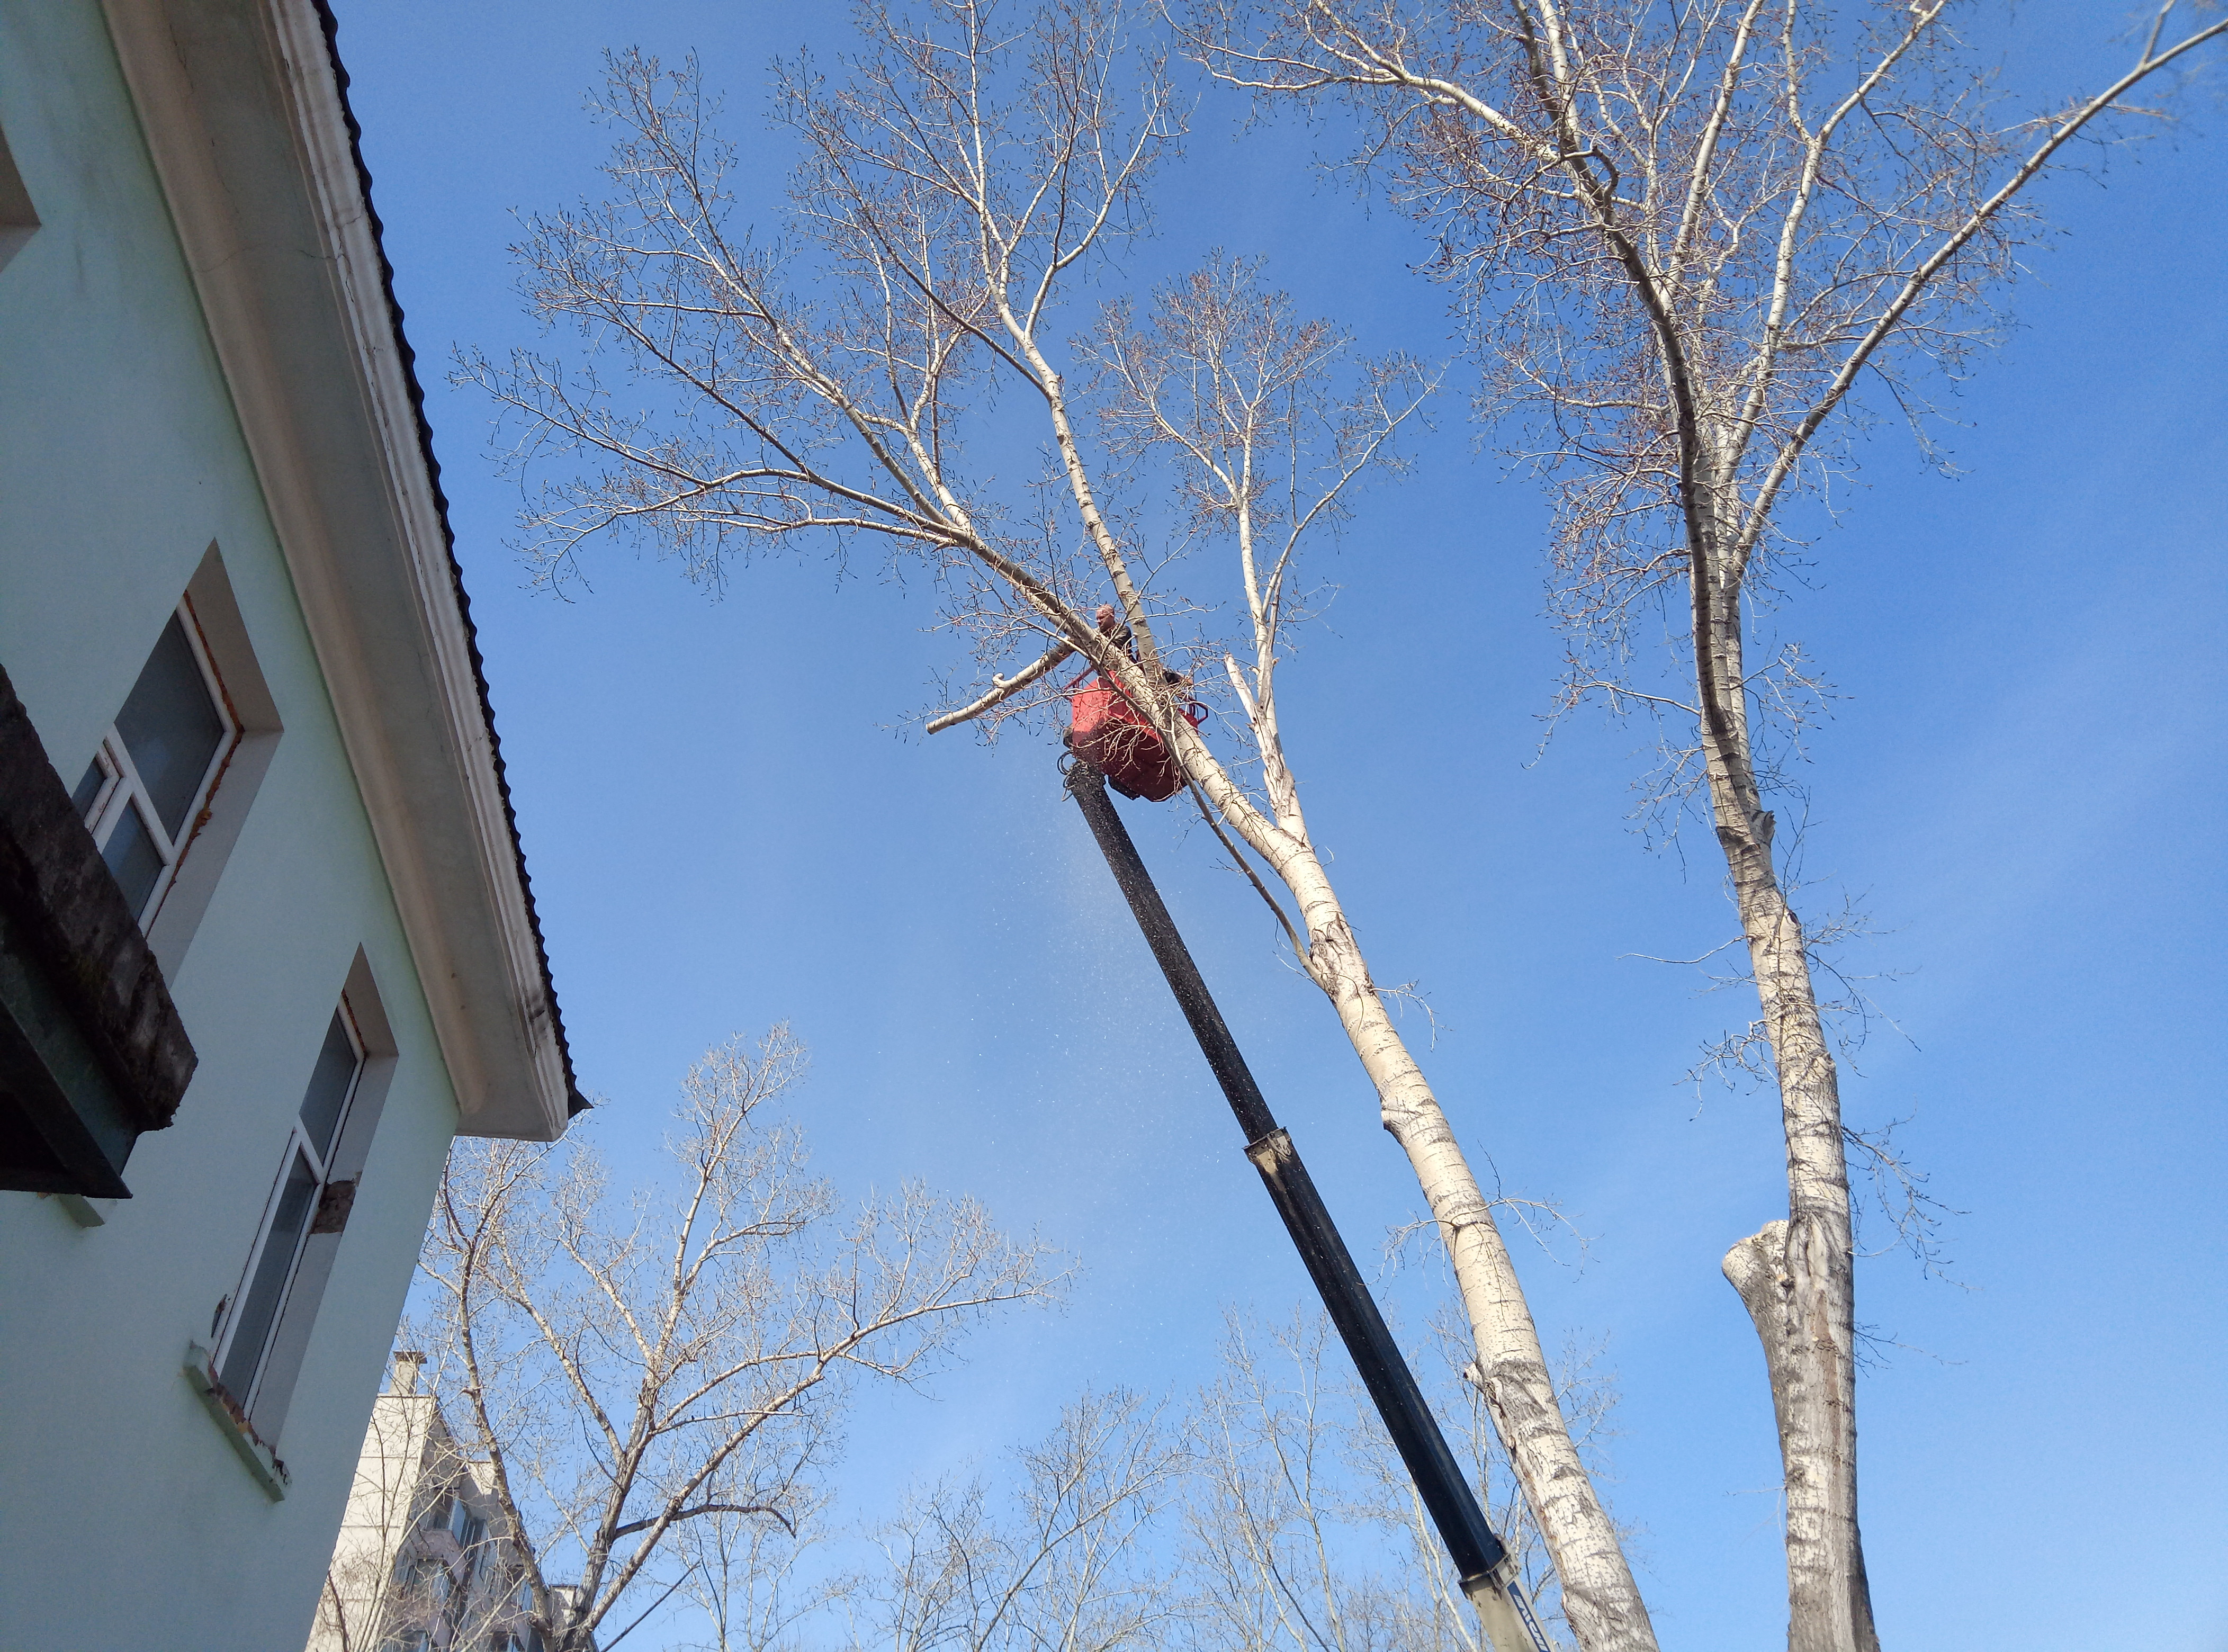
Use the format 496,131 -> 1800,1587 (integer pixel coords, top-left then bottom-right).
0,4 -> 463,1647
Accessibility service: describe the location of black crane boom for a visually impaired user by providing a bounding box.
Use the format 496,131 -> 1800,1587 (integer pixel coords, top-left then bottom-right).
1063,760 -> 1549,1652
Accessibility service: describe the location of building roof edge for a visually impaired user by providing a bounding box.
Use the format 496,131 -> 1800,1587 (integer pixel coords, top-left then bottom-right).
304,2 -> 585,1120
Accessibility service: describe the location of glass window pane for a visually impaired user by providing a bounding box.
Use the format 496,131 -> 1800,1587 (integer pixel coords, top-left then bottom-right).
100,801 -> 165,920
298,1011 -> 360,1160
71,758 -> 106,820
115,613 -> 226,839
219,1148 -> 320,1400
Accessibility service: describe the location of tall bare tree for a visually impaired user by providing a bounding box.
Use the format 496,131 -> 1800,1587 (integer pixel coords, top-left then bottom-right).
417,1026 -> 1057,1652
1182,2 -> 2228,1647
462,3 -> 1638,1645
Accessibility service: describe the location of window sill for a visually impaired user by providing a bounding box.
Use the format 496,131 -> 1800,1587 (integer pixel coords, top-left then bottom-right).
183,1341 -> 288,1500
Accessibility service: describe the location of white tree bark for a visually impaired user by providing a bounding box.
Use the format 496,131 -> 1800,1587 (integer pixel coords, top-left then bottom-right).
1307,869 -> 1660,1652
1725,1219 -> 1875,1652
1706,722 -> 1874,1652
1694,497 -> 1875,1652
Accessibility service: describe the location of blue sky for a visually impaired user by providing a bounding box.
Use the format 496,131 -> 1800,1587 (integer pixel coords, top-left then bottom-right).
333,5 -> 2225,1647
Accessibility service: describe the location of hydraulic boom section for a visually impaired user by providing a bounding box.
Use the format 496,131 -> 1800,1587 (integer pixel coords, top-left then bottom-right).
1063,760 -> 1550,1652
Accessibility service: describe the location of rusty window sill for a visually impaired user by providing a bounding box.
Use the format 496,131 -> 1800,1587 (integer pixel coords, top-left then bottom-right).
183,1341 -> 288,1500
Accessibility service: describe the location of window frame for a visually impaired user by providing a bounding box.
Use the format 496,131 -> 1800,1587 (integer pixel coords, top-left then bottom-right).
211,995 -> 367,1418
78,595 -> 241,932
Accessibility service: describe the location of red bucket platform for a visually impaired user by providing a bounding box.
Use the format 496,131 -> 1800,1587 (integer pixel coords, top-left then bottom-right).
1067,677 -> 1203,802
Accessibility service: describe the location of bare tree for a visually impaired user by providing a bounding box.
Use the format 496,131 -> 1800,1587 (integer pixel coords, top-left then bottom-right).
623,1303 -> 1609,1652
848,1389 -> 1183,1652
1182,1308 -> 1601,1652
826,1309 -> 1591,1652
463,6 -> 1628,1641
1182,2 -> 2228,1647
415,1026 -> 1059,1652
1185,1312 -> 1446,1652
671,1486 -> 839,1652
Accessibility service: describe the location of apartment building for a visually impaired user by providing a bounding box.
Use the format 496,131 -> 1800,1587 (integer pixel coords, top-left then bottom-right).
312,1354 -> 563,1652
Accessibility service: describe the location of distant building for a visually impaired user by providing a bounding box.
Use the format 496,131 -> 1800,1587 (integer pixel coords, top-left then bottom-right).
311,1353 -> 574,1652
0,2 -> 579,1646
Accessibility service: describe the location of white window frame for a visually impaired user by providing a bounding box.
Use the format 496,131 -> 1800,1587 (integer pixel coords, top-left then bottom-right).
212,996 -> 367,1416
78,596 -> 241,930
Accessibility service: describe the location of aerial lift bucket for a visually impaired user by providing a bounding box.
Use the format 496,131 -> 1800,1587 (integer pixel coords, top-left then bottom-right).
1065,674 -> 1206,802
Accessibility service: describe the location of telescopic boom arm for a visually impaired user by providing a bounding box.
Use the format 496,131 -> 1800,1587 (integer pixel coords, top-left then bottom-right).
1063,761 -> 1550,1652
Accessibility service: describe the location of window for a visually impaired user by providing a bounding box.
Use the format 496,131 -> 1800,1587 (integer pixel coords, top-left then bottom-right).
212,1001 -> 365,1412
453,1509 -> 487,1554
75,604 -> 238,930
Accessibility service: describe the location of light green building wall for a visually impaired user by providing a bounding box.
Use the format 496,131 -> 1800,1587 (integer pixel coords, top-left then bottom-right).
0,4 -> 486,1645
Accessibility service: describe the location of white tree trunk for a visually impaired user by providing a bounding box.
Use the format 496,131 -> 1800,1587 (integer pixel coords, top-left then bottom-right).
1699,567 -> 1876,1652
1278,846 -> 1661,1652
1714,838 -> 1878,1652
1724,1217 -> 1877,1652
